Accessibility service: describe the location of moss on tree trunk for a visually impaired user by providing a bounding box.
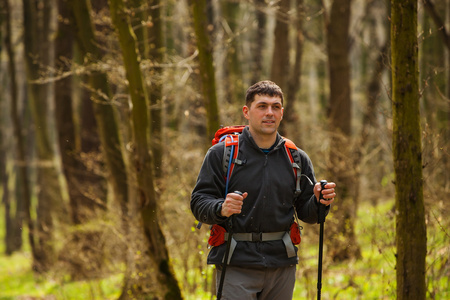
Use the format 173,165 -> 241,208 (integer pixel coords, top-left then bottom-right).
391,0 -> 427,298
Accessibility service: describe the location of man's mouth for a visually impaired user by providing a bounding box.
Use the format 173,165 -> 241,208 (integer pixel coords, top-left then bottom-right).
262,120 -> 275,124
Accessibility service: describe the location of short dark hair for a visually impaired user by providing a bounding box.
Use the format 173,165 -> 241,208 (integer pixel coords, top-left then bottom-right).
245,80 -> 284,106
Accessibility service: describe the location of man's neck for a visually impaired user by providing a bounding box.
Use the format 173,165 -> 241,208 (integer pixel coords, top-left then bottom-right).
248,128 -> 277,149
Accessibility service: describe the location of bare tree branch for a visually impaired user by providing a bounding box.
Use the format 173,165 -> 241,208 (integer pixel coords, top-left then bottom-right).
423,0 -> 450,50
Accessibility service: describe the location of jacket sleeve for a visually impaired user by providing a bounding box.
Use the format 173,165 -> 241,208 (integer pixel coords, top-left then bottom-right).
294,149 -> 330,224
191,144 -> 228,225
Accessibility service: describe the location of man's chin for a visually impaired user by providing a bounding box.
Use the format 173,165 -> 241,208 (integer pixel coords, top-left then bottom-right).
260,127 -> 277,135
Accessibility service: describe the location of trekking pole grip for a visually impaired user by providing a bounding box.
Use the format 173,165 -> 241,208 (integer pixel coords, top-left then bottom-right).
318,180 -> 327,224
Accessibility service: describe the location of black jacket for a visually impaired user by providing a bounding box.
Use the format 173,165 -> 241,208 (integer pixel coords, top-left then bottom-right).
191,126 -> 323,268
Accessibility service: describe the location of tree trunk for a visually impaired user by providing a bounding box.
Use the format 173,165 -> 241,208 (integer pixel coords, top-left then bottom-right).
391,0 -> 427,298
325,0 -> 361,262
420,0 -> 447,189
23,0 -> 65,273
189,0 -> 220,143
0,7 -> 11,253
283,0 -> 305,138
2,0 -> 26,254
69,0 -> 129,220
221,0 -> 243,105
129,0 -> 149,59
422,0 -> 450,189
252,0 -> 267,84
423,0 -> 450,50
129,0 -> 164,179
54,0 -> 108,280
270,0 -> 290,93
109,0 -> 183,298
355,43 -> 388,204
147,0 -> 164,180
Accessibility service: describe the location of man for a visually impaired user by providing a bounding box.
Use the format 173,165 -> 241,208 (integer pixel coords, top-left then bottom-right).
191,80 -> 336,299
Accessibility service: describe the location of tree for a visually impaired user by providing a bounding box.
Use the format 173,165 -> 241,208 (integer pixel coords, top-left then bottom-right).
324,0 -> 361,261
391,0 -> 426,298
284,0 -> 305,138
109,0 -> 183,298
130,0 -> 165,179
188,0 -> 220,143
54,0 -> 109,279
2,0 -> 27,255
147,1 -> 165,179
220,0 -> 244,105
352,0 -> 390,206
422,0 -> 450,188
251,0 -> 267,84
22,0 -> 65,273
270,0 -> 290,93
69,0 -> 129,221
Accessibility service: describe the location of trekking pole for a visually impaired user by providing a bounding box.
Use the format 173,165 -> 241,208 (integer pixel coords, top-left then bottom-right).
317,180 -> 327,300
217,191 -> 242,300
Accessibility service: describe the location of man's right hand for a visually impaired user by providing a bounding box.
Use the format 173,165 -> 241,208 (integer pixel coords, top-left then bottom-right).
221,192 -> 248,217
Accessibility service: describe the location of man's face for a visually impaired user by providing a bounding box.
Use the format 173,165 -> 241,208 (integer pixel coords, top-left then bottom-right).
243,94 -> 284,137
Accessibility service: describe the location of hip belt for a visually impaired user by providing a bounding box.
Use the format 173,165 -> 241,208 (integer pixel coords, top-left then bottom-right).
223,231 -> 296,264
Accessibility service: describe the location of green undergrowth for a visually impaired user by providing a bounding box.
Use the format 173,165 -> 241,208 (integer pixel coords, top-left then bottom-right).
0,251 -> 123,300
292,200 -> 397,299
0,212 -> 123,299
1,198 -> 448,299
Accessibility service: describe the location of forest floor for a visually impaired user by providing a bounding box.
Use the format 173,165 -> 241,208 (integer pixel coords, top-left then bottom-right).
0,198 -> 448,300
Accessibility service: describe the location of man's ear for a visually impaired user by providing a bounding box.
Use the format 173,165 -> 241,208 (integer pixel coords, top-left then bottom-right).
243,105 -> 250,120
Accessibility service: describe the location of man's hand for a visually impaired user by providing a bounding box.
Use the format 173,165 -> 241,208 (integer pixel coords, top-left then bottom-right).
314,182 -> 336,206
221,191 -> 248,217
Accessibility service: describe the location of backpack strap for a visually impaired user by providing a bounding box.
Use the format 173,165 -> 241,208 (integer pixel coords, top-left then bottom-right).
223,134 -> 246,195
283,138 -> 302,195
222,135 -> 239,178
197,131 -> 243,230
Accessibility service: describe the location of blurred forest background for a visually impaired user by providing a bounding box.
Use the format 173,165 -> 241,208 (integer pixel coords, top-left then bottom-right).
0,0 -> 448,299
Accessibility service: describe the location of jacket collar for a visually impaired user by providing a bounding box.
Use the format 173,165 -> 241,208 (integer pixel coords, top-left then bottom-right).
242,126 -> 284,152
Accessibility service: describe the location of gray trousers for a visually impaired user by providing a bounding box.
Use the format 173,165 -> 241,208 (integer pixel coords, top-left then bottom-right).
215,265 -> 296,300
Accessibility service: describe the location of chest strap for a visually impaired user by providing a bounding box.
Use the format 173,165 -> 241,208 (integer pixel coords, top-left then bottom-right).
223,231 -> 296,264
